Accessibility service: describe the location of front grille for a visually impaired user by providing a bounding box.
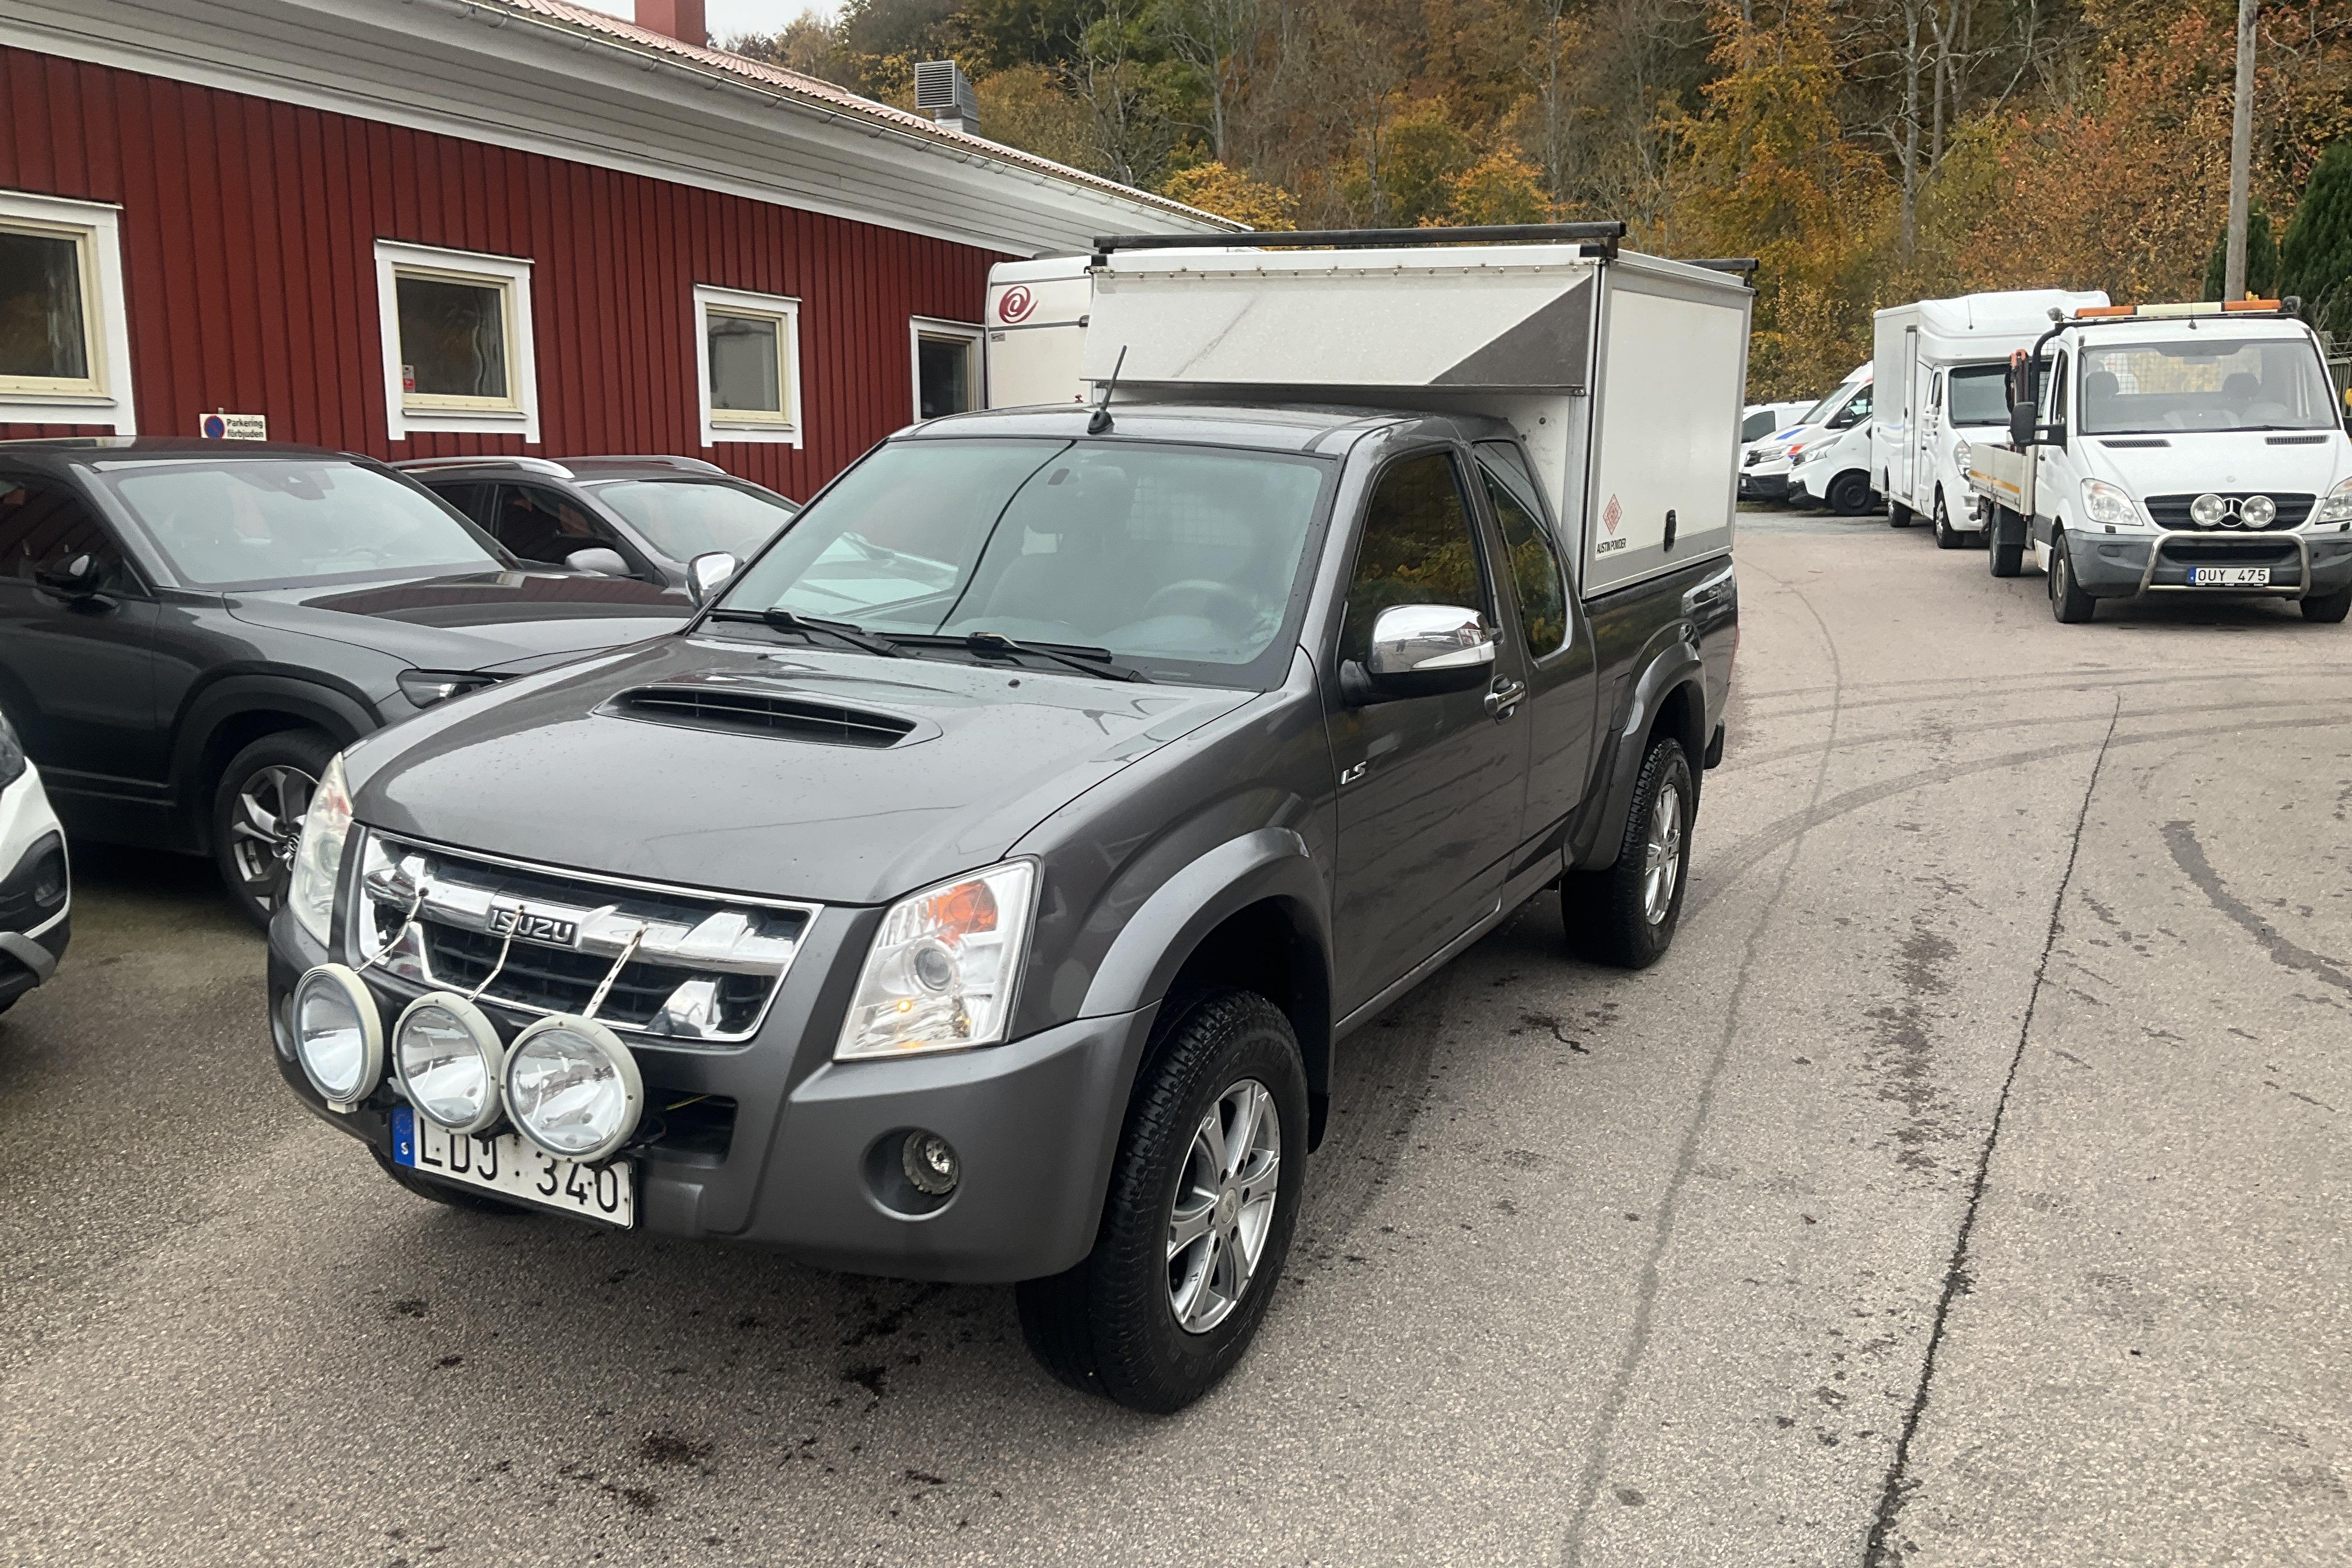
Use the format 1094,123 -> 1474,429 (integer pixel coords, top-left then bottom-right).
2145,492 -> 2312,532
356,833 -> 814,1045
608,685 -> 916,747
2161,540 -> 2300,565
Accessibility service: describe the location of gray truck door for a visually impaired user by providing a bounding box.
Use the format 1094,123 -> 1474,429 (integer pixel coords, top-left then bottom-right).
1324,447 -> 1530,1014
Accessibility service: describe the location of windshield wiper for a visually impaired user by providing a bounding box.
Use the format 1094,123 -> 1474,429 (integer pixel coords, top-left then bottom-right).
915,631 -> 1152,683
709,607 -> 907,658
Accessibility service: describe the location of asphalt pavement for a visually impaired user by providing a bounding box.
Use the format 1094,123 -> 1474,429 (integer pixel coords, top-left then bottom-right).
3,510 -> 2347,1566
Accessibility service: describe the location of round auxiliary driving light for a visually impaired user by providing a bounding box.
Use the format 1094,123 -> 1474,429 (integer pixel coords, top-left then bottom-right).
2240,494 -> 2277,528
501,1015 -> 643,1163
2190,492 -> 2228,527
394,993 -> 508,1136
292,964 -> 386,1105
901,1130 -> 961,1196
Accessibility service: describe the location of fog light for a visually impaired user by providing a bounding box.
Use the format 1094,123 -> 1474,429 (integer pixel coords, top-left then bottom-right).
2241,494 -> 2277,527
502,1015 -> 643,1163
2191,492 -> 2228,527
394,993 -> 507,1135
901,1130 -> 960,1196
292,964 -> 384,1105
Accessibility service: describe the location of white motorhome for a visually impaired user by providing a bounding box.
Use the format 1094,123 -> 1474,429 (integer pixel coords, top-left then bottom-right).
1966,299 -> 2352,624
1873,289 -> 2109,547
1739,364 -> 1866,505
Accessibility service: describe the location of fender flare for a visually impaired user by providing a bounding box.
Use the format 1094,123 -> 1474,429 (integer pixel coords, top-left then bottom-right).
1574,650 -> 1707,870
169,673 -> 378,817
1079,827 -> 1329,1023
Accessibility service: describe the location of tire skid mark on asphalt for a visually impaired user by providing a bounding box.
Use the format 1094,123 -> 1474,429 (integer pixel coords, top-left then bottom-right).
1746,664 -> 2352,724
1862,695 -> 2123,1566
1560,570 -> 1849,1566
1721,693 -> 2327,777
1687,710 -> 2352,926
2162,820 -> 2352,995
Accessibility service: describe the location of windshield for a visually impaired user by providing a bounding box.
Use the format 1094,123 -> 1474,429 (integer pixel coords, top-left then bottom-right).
2080,338 -> 2337,435
95,460 -> 502,589
1800,381 -> 1863,425
594,479 -> 797,564
1947,363 -> 2010,425
715,437 -> 1331,685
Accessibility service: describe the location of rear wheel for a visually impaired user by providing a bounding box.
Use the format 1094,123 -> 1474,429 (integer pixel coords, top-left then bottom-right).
2301,583 -> 2352,623
1888,495 -> 1916,528
1933,492 -> 1962,550
1016,990 -> 1307,1413
1828,471 -> 1875,516
2049,532 -> 2096,623
212,729 -> 336,929
1564,736 -> 1693,970
1987,509 -> 2025,577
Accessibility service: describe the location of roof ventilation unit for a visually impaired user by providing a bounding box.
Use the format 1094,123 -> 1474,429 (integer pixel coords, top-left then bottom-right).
915,60 -> 980,137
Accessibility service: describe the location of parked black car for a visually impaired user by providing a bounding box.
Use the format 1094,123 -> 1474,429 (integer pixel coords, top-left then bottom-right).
0,439 -> 688,925
397,455 -> 798,589
270,402 -> 1737,1411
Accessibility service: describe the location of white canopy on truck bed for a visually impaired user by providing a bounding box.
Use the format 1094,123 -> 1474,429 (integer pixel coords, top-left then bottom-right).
1077,237 -> 1754,597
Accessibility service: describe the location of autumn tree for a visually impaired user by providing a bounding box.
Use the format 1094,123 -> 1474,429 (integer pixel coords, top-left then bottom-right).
2202,196 -> 2277,300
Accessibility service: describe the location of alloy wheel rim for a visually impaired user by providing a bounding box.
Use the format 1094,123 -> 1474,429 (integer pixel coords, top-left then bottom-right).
1643,780 -> 1684,925
228,764 -> 317,913
1167,1078 -> 1282,1335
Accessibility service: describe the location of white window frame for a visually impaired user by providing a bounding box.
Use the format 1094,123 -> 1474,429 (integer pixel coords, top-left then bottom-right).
695,284 -> 803,447
908,317 -> 986,422
374,239 -> 538,443
0,190 -> 135,433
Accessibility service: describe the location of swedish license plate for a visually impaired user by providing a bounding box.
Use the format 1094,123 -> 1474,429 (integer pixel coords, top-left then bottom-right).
2189,566 -> 2270,587
390,1106 -> 635,1227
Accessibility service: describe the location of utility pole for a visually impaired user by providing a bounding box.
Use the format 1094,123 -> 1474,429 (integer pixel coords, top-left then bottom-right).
2225,0 -> 2257,299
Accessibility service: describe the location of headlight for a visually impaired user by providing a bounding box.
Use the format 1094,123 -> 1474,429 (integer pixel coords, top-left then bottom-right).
292,963 -> 385,1104
288,752 -> 352,946
2081,480 -> 2140,527
835,860 -> 1037,1060
2314,478 -> 2352,526
1790,446 -> 1812,466
1953,440 -> 1973,473
395,993 -> 508,1135
502,1016 -> 643,1161
0,710 -> 24,792
397,670 -> 500,708
2190,492 -> 2228,527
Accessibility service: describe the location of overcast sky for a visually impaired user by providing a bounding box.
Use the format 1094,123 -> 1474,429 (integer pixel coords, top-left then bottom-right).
577,0 -> 838,42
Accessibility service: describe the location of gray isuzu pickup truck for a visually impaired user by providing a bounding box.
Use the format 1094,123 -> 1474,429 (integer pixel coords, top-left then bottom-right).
270,229 -> 1748,1410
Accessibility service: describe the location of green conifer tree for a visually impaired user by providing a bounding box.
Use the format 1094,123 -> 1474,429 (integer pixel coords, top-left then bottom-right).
2281,142 -> 2352,335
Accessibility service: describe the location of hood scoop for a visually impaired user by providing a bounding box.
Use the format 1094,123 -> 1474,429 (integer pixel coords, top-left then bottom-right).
2099,438 -> 2170,449
2266,433 -> 2328,446
605,682 -> 923,748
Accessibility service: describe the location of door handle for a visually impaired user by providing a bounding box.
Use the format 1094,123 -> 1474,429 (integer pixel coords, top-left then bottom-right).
1485,680 -> 1526,719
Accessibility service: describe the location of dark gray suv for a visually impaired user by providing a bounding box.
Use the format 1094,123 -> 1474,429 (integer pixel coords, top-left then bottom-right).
0,439 -> 687,924
269,403 -> 1734,1410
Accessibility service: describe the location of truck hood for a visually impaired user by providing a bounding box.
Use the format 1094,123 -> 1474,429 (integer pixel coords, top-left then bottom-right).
2081,430 -> 2352,501
225,570 -> 690,674
345,635 -> 1254,906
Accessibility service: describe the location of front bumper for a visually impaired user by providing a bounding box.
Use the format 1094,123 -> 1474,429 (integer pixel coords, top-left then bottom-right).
268,908 -> 1156,1282
1738,471 -> 1790,502
1785,470 -> 1819,505
2064,527 -> 2352,599
0,770 -> 70,1004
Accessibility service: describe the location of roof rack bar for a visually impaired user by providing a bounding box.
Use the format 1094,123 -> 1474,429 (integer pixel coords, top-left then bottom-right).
1091,222 -> 1627,262
1676,257 -> 1761,279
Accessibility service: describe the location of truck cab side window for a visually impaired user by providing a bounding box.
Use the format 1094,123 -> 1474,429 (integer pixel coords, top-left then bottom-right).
1339,451 -> 1491,665
1477,460 -> 1568,656
2045,352 -> 2069,428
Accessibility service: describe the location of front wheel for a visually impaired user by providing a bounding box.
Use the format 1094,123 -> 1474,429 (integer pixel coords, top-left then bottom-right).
1827,471 -> 1875,516
212,729 -> 337,929
1933,492 -> 1962,550
2049,533 -> 2096,623
2302,583 -> 2352,623
1016,991 -> 1307,1413
1563,736 -> 1694,969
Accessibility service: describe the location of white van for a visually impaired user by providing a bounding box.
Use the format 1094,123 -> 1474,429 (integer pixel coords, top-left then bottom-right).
1873,290 -> 2109,547
1782,372 -> 1878,513
1740,366 -> 1866,504
1741,400 -> 1809,444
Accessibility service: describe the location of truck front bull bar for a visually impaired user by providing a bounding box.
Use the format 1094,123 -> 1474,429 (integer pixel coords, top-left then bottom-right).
2133,529 -> 2312,599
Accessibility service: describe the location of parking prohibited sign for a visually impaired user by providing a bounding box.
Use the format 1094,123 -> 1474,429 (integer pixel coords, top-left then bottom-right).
199,412 -> 267,440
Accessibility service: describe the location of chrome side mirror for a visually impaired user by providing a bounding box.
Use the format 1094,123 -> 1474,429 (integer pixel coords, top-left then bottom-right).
1345,603 -> 1496,704
686,551 -> 740,608
565,547 -> 631,578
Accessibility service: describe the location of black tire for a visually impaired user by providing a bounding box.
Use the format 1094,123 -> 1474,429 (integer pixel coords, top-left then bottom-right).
212,728 -> 337,929
1988,510 -> 2025,577
1828,471 -> 1875,516
2302,583 -> 2352,623
2048,532 -> 2096,624
370,1148 -> 532,1215
1563,736 -> 1695,970
1016,990 -> 1308,1413
1933,492 -> 1962,550
1888,496 -> 1916,528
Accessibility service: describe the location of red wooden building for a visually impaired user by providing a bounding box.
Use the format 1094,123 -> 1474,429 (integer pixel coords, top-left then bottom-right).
0,0 -> 1230,499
